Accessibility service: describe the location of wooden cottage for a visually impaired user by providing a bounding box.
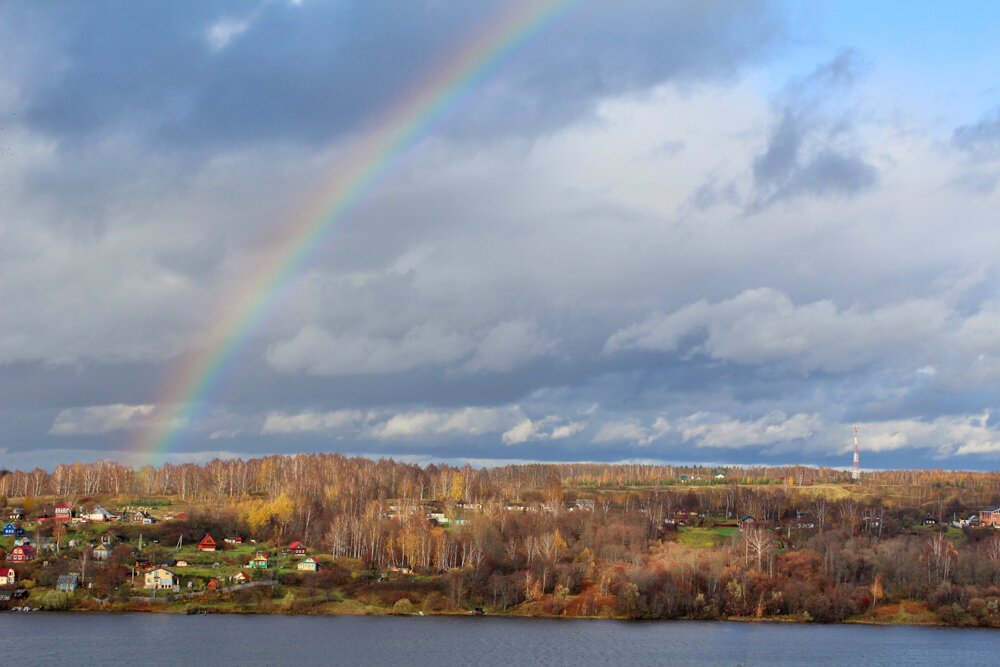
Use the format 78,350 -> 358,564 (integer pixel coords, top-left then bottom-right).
297,557 -> 320,572
56,574 -> 79,591
0,567 -> 15,585
250,553 -> 269,569
288,541 -> 307,556
198,535 -> 217,551
7,545 -> 36,562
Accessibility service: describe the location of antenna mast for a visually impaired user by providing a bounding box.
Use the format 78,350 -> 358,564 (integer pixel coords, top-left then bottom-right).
852,426 -> 860,481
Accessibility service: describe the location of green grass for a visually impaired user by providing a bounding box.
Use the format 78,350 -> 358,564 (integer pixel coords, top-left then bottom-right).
676,526 -> 737,548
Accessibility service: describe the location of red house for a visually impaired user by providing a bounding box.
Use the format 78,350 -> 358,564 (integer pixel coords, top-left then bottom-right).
206,579 -> 219,592
198,535 -> 217,552
54,502 -> 72,522
8,545 -> 36,562
288,541 -> 307,556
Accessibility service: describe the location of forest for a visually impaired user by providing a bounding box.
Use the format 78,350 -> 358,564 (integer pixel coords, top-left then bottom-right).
4,454 -> 1000,625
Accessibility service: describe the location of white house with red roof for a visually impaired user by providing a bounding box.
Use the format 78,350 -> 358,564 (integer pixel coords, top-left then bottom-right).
0,568 -> 16,585
54,502 -> 72,522
288,541 -> 307,556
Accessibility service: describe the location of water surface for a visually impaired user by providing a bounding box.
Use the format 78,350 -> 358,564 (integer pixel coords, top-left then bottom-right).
6,613 -> 998,666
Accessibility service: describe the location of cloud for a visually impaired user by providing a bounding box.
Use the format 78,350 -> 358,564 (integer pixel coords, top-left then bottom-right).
751,51 -> 877,207
592,417 -> 670,446
463,320 -> 556,373
367,407 -> 519,441
206,17 -> 253,52
49,404 -> 155,435
501,416 -> 586,444
261,409 -> 364,435
953,107 -> 1000,155
605,288 -> 950,373
9,1 -> 786,148
674,411 -> 823,449
266,324 -> 473,376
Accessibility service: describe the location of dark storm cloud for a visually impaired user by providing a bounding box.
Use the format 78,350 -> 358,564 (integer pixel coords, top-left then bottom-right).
9,1 -> 783,147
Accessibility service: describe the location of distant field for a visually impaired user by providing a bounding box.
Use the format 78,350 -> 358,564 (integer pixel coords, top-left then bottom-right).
676,526 -> 737,548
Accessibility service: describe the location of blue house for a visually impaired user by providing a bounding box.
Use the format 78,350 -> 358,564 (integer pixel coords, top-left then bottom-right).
2,523 -> 25,536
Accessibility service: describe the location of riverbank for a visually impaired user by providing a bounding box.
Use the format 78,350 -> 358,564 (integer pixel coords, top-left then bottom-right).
6,593 -> 957,629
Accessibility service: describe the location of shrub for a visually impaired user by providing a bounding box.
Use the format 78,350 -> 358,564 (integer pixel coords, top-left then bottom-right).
392,598 -> 414,614
41,591 -> 69,611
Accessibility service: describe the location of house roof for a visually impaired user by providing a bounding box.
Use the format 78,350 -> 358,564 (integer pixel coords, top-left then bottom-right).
252,553 -> 268,560
288,541 -> 302,549
148,567 -> 175,576
1,568 -> 15,577
57,574 -> 78,585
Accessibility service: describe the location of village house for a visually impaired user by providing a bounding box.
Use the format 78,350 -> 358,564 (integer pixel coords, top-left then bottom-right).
144,567 -> 176,590
979,508 -> 1000,527
224,536 -> 243,545
175,560 -> 189,568
250,553 -> 269,568
130,510 -> 157,524
738,515 -> 758,531
54,502 -> 72,522
86,505 -> 117,522
297,556 -> 320,572
288,541 -> 307,556
0,508 -> 24,522
0,567 -> 16,585
233,571 -> 249,583
206,579 -> 219,591
93,544 -> 113,561
8,544 -> 36,562
2,523 -> 25,537
56,574 -> 78,592
198,535 -> 217,551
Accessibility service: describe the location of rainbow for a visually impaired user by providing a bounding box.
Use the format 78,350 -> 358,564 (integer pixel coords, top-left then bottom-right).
129,0 -> 581,464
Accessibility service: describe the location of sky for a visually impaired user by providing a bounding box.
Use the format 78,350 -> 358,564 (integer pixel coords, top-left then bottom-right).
3,0 -> 1000,472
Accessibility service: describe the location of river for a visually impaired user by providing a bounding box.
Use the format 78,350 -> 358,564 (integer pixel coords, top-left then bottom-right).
5,613 -> 999,665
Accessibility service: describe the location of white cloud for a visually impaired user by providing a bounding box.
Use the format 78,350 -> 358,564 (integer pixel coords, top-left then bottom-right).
674,411 -> 823,449
368,407 -> 519,440
206,17 -> 252,51
49,404 -> 156,435
266,324 -> 473,376
551,421 -> 587,439
592,417 -> 670,446
261,409 -> 364,435
605,288 -> 951,373
463,320 -> 556,373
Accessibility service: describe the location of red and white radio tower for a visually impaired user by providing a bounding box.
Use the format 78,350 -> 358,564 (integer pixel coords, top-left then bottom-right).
851,426 -> 860,480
